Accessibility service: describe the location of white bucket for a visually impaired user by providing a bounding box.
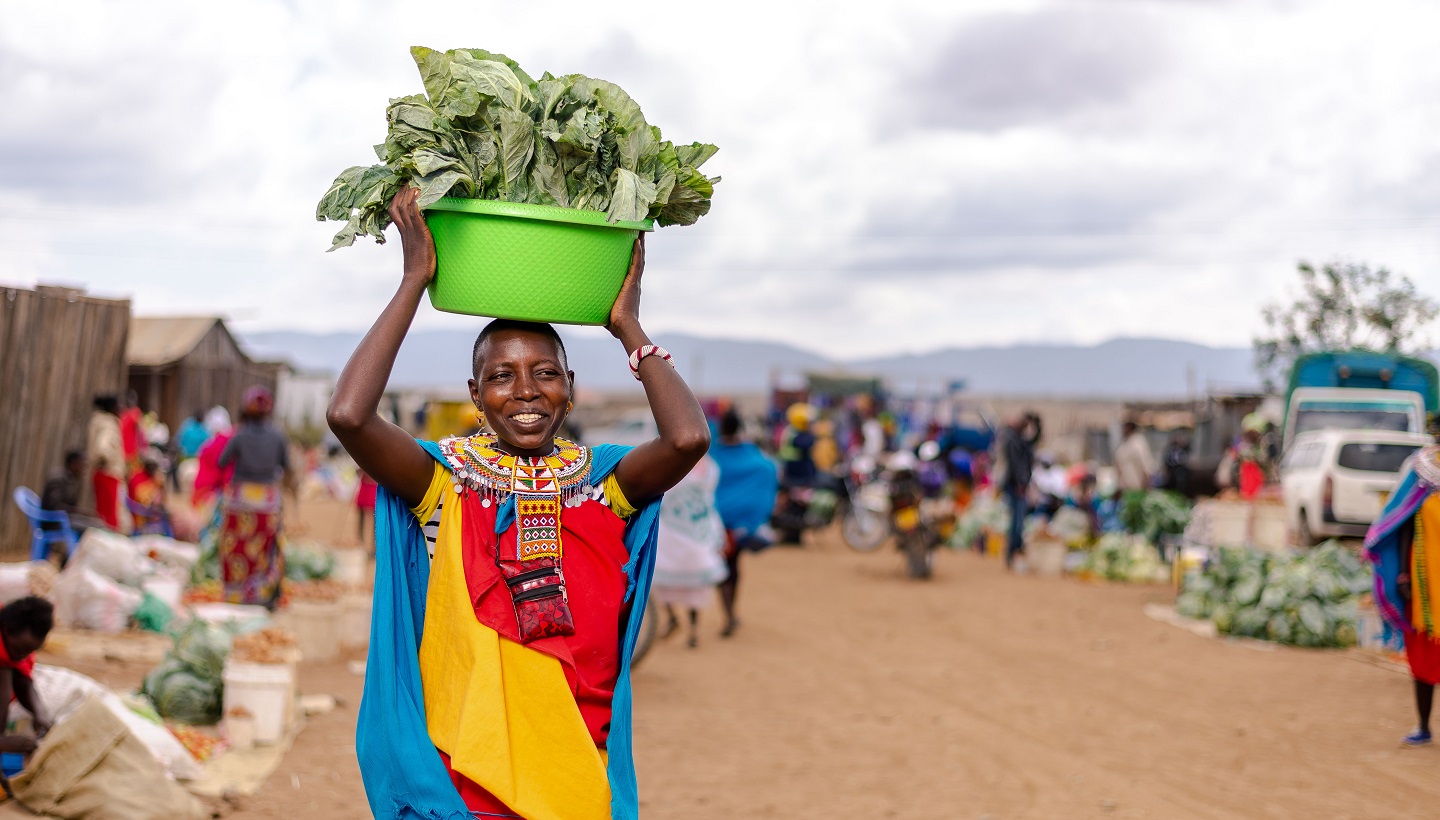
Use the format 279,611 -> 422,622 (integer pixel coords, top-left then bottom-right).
222,661 -> 293,746
286,600 -> 341,663
226,713 -> 256,751
1251,504 -> 1289,552
341,594 -> 372,650
1207,501 -> 1252,547
1028,539 -> 1067,578
331,550 -> 369,587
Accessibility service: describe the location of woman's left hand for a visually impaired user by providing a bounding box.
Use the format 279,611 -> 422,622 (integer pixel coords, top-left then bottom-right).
606,234 -> 646,339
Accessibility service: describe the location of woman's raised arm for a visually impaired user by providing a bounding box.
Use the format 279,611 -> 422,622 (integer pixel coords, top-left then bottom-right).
608,235 -> 712,504
326,188 -> 436,508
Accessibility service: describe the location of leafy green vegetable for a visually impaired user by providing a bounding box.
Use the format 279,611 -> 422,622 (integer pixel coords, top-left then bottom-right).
1177,541 -> 1370,648
317,46 -> 721,250
285,544 -> 337,582
1120,490 -> 1192,543
1079,533 -> 1170,584
142,621 -> 234,724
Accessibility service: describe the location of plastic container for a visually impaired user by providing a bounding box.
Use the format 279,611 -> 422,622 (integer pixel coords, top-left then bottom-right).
1,753 -> 22,777
423,197 -> 653,324
226,713 -> 256,752
286,600 -> 341,663
985,532 -> 1006,559
222,661 -> 293,746
1207,501 -> 1252,547
1251,504 -> 1289,552
341,593 -> 372,650
331,550 -> 368,588
1028,539 -> 1067,578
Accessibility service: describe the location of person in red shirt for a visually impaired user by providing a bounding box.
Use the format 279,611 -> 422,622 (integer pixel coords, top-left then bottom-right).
119,391 -> 146,477
0,597 -> 54,755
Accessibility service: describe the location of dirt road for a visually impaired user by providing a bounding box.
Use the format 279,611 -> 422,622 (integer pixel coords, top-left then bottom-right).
228,530 -> 1438,819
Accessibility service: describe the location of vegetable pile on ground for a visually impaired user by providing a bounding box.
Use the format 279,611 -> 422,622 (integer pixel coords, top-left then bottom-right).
1120,490 -> 1191,544
1078,533 -> 1171,584
1174,542 -> 1370,648
231,627 -> 298,665
285,544 -> 337,582
141,620 -> 233,725
317,46 -> 720,249
949,495 -> 1010,550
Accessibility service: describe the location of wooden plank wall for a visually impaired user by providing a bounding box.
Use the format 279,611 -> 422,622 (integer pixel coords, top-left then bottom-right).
0,286 -> 131,557
128,324 -> 280,431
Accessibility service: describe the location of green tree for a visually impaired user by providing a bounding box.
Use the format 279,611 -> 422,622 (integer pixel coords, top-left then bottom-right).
1253,260 -> 1438,390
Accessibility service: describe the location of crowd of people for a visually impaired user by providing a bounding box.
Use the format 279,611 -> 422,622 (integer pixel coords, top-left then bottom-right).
37,388 -> 293,610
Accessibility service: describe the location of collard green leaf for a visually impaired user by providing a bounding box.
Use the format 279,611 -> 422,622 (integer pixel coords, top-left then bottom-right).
607,168 -> 657,223
673,142 -> 719,169
490,107 -> 536,200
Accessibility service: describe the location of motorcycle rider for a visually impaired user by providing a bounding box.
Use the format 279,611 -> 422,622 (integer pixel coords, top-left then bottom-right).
775,404 -> 819,544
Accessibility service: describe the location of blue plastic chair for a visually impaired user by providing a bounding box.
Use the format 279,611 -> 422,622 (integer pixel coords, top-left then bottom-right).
12,487 -> 79,562
125,494 -> 173,538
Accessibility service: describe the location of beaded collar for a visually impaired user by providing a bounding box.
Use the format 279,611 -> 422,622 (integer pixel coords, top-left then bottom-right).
438,433 -> 594,509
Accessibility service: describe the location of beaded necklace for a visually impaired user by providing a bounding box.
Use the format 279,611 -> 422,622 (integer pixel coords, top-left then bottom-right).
439,433 -> 595,641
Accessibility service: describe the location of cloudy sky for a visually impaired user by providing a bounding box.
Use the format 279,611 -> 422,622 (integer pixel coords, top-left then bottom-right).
5,0 -> 1440,358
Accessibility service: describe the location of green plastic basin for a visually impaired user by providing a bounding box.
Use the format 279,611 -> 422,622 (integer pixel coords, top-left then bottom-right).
422,197 -> 653,325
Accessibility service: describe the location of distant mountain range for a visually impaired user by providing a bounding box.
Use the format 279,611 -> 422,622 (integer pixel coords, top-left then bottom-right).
240,330 -> 1262,398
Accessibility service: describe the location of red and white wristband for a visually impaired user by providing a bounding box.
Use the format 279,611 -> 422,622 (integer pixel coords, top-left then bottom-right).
628,344 -> 674,380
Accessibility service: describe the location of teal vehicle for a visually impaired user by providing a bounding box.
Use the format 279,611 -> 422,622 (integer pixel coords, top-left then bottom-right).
1283,350 -> 1439,450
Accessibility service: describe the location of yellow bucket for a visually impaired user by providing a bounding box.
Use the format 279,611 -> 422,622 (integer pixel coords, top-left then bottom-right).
985,531 -> 1005,558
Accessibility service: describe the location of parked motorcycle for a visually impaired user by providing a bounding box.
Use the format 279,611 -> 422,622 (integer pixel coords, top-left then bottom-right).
886,451 -> 935,578
772,474 -> 848,545
839,456 -> 891,551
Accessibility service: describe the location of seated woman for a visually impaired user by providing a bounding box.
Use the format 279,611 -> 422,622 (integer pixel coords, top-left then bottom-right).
0,597 -> 54,756
127,453 -> 171,535
329,188 -> 709,819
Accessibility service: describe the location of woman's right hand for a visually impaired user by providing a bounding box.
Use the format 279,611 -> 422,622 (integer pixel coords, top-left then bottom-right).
389,186 -> 436,285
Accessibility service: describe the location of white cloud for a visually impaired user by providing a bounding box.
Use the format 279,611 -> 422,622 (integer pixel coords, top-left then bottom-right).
2,0 -> 1440,358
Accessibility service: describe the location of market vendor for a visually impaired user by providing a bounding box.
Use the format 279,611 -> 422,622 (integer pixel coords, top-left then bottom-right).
1366,444 -> 1440,745
0,597 -> 54,755
328,187 -> 709,818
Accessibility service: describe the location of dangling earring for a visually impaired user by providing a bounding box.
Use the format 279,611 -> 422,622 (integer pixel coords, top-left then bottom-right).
475,405 -> 487,433
566,401 -> 573,416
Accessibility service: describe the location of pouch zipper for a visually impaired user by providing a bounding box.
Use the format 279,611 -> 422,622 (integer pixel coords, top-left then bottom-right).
512,583 -> 565,604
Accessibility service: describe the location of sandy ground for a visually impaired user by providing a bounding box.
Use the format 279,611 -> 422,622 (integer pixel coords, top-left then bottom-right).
48,500 -> 1440,819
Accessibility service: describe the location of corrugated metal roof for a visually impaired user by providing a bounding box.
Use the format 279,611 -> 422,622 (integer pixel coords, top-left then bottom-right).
126,316 -> 221,366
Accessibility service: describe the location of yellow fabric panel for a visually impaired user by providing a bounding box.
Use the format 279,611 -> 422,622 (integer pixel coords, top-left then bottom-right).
411,462 -> 448,522
601,473 -> 635,519
419,487 -> 611,820
1413,495 -> 1440,634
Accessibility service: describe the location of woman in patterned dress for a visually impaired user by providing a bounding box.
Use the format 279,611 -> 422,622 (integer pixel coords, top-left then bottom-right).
329,187 -> 709,819
217,387 -> 290,608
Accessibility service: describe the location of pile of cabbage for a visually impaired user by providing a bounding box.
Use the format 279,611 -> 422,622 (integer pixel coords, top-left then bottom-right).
1120,490 -> 1191,544
1174,542 -> 1371,648
1078,533 -> 1171,583
141,620 -> 233,725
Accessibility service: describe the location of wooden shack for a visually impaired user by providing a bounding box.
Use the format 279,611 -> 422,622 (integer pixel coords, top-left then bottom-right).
0,285 -> 131,555
126,317 -> 281,432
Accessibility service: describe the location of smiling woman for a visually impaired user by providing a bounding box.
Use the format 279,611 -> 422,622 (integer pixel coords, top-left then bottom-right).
326,186 -> 709,819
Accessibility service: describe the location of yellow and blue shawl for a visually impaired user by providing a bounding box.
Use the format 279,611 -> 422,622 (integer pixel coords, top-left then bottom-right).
356,440 -> 659,819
